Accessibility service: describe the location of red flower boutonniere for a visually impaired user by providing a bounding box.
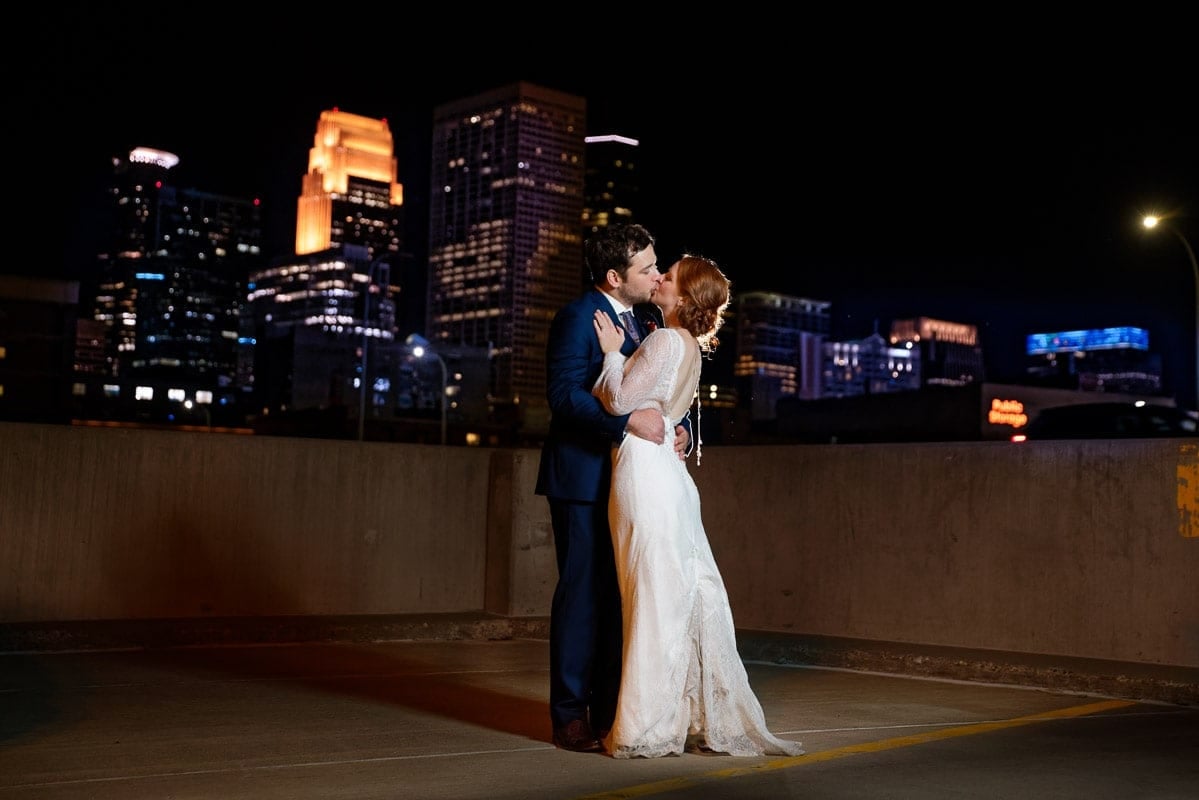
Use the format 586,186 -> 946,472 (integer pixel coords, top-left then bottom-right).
643,319 -> 658,333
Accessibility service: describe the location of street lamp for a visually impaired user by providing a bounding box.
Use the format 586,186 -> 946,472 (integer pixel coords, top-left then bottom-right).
357,256 -> 391,442
183,399 -> 211,430
1141,214 -> 1198,410
404,333 -> 448,446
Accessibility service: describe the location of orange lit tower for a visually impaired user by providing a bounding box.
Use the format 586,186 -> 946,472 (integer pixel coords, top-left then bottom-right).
295,108 -> 404,258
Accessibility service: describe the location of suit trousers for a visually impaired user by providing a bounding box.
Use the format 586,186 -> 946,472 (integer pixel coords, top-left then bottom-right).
547,497 -> 623,732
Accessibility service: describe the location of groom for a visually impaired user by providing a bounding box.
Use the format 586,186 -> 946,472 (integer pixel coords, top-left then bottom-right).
536,223 -> 690,752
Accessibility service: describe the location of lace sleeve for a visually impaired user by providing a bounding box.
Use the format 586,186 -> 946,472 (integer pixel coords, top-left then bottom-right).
591,329 -> 679,415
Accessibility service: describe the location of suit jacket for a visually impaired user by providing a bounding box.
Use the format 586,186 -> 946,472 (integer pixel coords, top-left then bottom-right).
536,290 -> 692,503
536,289 -> 637,503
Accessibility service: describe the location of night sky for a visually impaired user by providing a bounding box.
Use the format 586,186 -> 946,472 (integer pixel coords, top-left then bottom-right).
23,9 -> 1199,405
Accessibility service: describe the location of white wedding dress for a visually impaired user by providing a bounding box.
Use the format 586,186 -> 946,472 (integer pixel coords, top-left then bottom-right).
592,327 -> 803,759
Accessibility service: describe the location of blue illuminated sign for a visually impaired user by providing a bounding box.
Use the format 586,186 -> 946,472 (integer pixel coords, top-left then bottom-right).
1026,326 -> 1148,355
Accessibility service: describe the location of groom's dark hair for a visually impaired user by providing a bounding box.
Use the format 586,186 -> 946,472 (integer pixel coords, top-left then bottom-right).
586,223 -> 654,286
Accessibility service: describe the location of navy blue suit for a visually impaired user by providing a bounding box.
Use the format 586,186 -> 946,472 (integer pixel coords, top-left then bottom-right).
536,289 -> 686,734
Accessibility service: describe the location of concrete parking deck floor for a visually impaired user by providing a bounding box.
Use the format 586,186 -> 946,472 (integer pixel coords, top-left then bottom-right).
2,634 -> 1197,799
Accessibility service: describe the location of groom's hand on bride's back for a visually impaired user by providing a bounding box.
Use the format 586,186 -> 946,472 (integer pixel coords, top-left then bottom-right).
673,425 -> 689,461
625,408 -> 666,444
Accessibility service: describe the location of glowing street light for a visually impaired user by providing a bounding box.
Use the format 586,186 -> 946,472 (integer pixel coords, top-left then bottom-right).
1141,214 -> 1198,410
183,399 -> 211,430
405,333 -> 448,446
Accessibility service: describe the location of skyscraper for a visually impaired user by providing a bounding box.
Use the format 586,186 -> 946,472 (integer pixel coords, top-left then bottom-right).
247,109 -> 405,430
77,146 -> 263,425
582,134 -> 640,237
295,108 -> 404,259
245,245 -> 395,420
426,82 -> 587,434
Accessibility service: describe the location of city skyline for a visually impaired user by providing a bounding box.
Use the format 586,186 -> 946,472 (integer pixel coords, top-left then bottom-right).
27,10 -> 1199,406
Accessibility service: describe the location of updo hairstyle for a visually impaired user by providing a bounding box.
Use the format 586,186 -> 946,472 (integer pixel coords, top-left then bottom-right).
674,255 -> 731,353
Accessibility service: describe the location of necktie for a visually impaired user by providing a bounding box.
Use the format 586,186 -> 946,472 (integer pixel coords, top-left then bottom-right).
619,310 -> 641,344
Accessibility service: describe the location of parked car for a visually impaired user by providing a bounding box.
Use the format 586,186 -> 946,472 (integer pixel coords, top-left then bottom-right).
1011,402 -> 1199,442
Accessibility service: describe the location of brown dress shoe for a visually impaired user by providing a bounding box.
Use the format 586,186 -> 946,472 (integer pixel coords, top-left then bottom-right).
553,719 -> 602,752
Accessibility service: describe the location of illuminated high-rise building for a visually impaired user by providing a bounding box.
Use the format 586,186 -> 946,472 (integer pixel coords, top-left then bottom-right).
580,133 -> 641,294
295,108 -> 403,259
889,316 -> 985,387
582,134 -> 639,237
822,327 -> 920,398
76,146 -> 263,425
426,82 -> 587,433
246,244 -> 397,420
243,109 -> 406,430
735,292 -> 831,420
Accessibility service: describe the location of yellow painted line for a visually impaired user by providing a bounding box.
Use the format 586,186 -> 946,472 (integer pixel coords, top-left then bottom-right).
1178,442 -> 1198,537
572,699 -> 1134,800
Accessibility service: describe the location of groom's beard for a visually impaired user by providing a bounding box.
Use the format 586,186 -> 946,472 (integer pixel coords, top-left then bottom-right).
614,286 -> 653,308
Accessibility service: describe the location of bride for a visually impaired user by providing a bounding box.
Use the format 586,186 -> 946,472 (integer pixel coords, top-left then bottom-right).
591,255 -> 804,759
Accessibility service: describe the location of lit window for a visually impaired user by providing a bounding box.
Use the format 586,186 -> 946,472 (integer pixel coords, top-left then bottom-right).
135,386 -> 154,401
167,388 -> 185,402
195,390 -> 213,404
72,383 -> 86,396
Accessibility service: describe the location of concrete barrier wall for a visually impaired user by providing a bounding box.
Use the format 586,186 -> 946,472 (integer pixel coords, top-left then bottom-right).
687,440 -> 1198,669
2,423 -> 1195,668
0,424 -> 492,621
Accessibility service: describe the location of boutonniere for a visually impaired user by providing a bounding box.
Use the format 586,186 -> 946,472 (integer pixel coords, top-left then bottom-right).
642,319 -> 658,333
